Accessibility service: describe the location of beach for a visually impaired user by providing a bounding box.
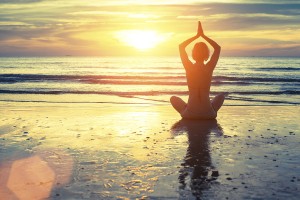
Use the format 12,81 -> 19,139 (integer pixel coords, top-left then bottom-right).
0,101 -> 299,199
0,56 -> 299,199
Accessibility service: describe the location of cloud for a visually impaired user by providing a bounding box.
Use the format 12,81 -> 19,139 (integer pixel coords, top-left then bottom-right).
0,1 -> 299,56
203,13 -> 300,31
0,0 -> 44,3
230,45 -> 300,57
255,45 -> 300,57
174,3 -> 300,18
0,27 -> 54,40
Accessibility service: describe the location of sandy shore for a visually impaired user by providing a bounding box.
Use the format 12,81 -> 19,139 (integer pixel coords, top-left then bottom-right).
0,102 -> 299,199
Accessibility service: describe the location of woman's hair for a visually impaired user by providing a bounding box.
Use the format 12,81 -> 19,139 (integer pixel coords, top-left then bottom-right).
192,42 -> 209,62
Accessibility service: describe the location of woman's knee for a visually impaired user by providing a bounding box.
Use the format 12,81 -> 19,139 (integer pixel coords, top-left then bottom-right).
212,94 -> 226,112
213,93 -> 226,102
170,96 -> 182,105
170,96 -> 175,102
170,96 -> 178,102
170,96 -> 186,113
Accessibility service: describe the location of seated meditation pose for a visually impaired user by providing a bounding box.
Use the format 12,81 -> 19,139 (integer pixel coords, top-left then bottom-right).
170,21 -> 225,119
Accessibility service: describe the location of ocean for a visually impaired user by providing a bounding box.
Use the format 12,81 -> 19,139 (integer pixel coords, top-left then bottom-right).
0,56 -> 299,106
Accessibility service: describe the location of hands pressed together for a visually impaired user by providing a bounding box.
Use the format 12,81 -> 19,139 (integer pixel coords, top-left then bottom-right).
196,21 -> 204,37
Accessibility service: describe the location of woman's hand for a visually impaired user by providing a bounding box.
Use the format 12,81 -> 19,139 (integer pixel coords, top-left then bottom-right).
197,21 -> 204,37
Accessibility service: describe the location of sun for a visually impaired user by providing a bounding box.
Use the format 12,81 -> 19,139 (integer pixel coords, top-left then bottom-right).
115,30 -> 168,51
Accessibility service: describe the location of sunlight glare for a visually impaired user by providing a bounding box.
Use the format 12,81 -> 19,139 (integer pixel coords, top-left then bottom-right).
115,30 -> 169,51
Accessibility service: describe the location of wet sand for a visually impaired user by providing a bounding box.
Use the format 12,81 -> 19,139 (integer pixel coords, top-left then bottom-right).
0,103 -> 299,199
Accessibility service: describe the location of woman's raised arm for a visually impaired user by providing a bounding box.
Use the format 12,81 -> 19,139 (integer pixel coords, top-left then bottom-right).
179,22 -> 202,68
201,26 -> 221,70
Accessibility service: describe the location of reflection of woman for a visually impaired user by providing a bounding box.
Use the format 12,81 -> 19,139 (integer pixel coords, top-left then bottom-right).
170,21 -> 225,119
171,119 -> 223,199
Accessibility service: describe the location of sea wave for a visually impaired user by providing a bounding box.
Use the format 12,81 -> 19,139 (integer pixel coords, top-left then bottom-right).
0,74 -> 299,86
0,91 -> 298,105
1,57 -> 300,106
0,89 -> 299,96
254,67 -> 300,71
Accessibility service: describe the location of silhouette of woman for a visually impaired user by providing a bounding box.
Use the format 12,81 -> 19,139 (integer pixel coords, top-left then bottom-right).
170,21 -> 225,119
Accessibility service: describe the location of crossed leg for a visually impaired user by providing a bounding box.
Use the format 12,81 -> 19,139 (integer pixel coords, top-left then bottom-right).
211,93 -> 226,112
171,94 -> 226,115
170,96 -> 187,114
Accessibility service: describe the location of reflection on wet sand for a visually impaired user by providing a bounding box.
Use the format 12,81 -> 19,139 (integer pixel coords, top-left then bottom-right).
171,119 -> 223,199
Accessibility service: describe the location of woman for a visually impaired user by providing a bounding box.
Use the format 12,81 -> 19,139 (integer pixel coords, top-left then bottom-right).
170,21 -> 225,119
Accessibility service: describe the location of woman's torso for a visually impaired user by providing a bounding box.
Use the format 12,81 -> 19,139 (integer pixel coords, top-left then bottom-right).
182,64 -> 216,119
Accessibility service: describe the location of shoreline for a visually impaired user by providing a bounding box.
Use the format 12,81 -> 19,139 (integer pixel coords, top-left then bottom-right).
0,93 -> 298,107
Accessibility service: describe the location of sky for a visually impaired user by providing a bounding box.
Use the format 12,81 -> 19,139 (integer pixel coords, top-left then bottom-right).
0,0 -> 300,57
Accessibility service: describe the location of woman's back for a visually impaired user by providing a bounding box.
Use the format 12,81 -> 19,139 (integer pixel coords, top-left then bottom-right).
183,64 -> 216,119
186,63 -> 212,93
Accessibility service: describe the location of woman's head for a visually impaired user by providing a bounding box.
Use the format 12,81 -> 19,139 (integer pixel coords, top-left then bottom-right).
192,42 -> 209,63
